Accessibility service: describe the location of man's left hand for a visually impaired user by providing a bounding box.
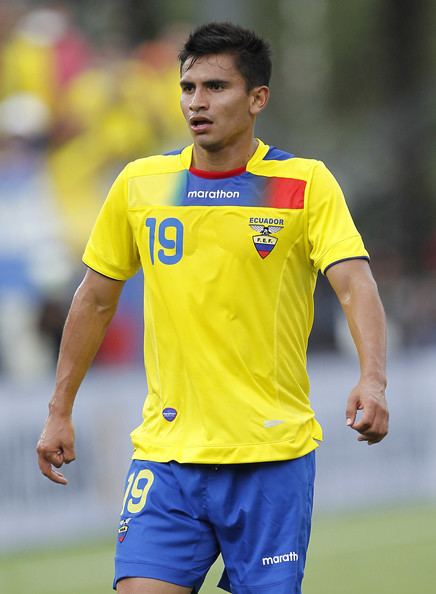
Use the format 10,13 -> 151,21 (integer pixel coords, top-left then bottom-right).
345,382 -> 389,444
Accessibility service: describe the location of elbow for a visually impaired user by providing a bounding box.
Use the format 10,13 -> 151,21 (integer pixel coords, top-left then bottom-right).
73,286 -> 118,319
337,274 -> 381,309
95,301 -> 118,318
338,287 -> 352,307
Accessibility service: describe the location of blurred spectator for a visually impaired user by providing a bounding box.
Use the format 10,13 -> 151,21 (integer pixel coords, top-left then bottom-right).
1,6 -> 90,108
0,3 -> 189,378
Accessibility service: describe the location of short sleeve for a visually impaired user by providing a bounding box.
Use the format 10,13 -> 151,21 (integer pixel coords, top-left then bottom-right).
82,165 -> 140,280
307,162 -> 369,275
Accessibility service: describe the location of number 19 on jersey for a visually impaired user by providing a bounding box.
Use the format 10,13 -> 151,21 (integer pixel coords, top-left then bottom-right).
145,217 -> 184,265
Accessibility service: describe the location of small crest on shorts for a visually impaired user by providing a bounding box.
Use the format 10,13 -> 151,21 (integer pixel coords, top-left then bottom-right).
118,518 -> 131,543
162,407 -> 177,422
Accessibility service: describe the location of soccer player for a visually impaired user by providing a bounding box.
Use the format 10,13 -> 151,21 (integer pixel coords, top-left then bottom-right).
37,22 -> 388,594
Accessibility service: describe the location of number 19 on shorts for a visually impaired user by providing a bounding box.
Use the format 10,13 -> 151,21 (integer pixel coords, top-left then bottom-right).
121,469 -> 154,515
145,217 -> 184,265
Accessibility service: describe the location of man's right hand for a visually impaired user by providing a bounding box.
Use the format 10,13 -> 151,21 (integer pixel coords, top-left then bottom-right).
36,413 -> 76,485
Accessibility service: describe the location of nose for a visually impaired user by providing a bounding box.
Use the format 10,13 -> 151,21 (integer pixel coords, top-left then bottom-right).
189,87 -> 208,112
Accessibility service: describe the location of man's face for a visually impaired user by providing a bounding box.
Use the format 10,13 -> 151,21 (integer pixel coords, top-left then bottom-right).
180,53 -> 260,152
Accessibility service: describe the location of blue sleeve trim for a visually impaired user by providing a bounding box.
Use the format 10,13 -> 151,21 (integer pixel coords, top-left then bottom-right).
323,256 -> 370,276
84,264 -> 125,282
163,148 -> 184,156
263,146 -> 295,161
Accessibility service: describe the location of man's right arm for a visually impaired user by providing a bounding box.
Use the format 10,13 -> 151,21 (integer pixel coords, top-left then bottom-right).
36,268 -> 125,484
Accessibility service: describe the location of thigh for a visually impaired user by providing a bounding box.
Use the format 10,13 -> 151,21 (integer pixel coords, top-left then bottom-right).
211,452 -> 316,594
114,461 -> 219,592
117,577 -> 191,593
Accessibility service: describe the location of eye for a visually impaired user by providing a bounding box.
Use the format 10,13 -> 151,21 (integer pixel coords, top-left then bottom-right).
181,83 -> 194,93
209,81 -> 225,91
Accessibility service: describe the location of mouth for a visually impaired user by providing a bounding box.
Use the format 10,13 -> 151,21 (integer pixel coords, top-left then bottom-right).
189,116 -> 213,133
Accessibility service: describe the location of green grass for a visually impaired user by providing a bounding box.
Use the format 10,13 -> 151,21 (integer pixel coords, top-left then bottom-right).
2,504 -> 435,594
304,503 -> 436,594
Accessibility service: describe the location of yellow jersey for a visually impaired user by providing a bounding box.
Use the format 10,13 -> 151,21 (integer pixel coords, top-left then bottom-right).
83,140 -> 369,463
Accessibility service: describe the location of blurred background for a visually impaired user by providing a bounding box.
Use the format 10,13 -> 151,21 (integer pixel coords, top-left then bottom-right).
0,0 -> 435,593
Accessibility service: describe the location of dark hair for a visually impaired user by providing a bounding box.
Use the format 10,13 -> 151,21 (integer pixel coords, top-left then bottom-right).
179,22 -> 272,90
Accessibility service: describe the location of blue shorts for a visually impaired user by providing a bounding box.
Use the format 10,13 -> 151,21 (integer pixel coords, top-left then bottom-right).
114,452 -> 315,593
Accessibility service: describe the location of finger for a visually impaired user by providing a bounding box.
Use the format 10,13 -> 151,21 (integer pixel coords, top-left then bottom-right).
357,428 -> 386,443
38,455 -> 68,485
46,467 -> 68,485
48,450 -> 65,469
366,427 -> 388,443
62,446 -> 76,464
356,425 -> 378,438
352,419 -> 373,433
345,396 -> 359,427
354,408 -> 388,439
352,406 -> 376,432
360,436 -> 382,445
368,431 -> 387,444
45,467 -> 68,485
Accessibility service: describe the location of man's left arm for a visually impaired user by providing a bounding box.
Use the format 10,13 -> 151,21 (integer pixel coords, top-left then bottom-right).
326,259 -> 389,445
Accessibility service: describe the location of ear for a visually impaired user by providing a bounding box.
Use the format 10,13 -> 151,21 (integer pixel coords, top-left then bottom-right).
249,86 -> 270,115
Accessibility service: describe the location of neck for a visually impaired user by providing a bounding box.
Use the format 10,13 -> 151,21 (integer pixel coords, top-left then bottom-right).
192,135 -> 258,172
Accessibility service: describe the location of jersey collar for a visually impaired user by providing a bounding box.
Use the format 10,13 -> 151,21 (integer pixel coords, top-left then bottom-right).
180,139 -> 270,172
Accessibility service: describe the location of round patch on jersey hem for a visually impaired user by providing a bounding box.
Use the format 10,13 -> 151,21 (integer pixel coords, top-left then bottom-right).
162,407 -> 177,422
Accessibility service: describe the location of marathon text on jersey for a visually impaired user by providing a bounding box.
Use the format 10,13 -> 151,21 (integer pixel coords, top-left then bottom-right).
187,190 -> 240,199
